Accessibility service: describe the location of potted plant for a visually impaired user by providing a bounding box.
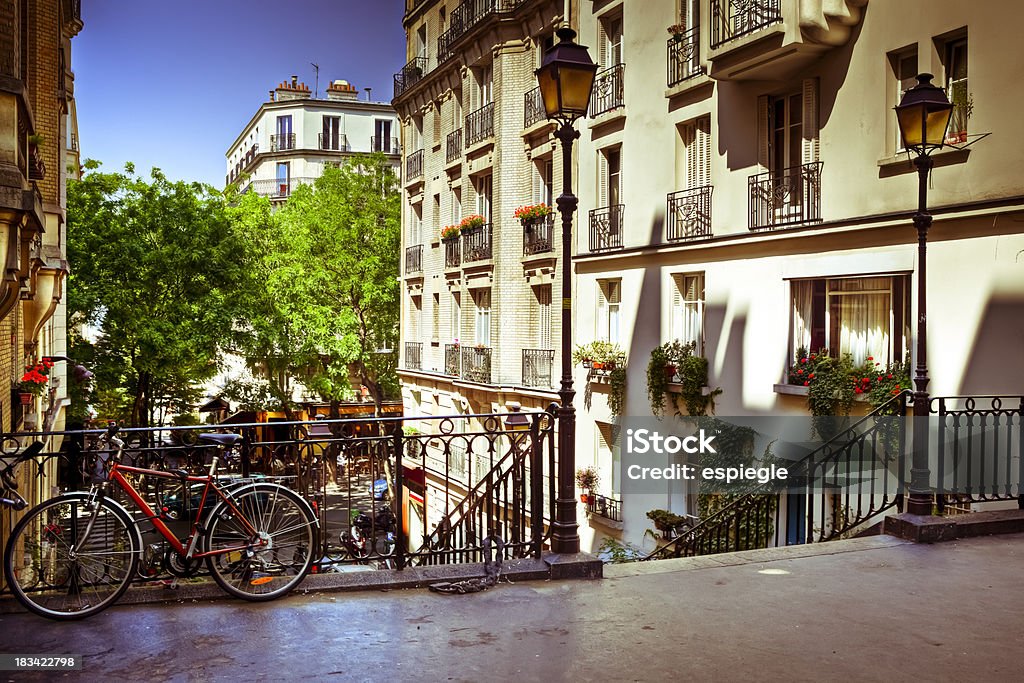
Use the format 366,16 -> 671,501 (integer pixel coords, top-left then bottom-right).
647,340 -> 720,417
667,23 -> 687,43
459,214 -> 485,231
647,508 -> 690,538
514,203 -> 553,227
575,466 -> 600,503
441,225 -> 460,241
17,359 -> 52,403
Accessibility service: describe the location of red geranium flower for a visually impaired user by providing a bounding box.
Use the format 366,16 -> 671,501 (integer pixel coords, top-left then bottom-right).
803,381 -> 809,387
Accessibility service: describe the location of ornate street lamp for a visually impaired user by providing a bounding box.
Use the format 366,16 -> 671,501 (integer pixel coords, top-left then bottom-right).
535,27 -> 597,554
894,73 -> 954,516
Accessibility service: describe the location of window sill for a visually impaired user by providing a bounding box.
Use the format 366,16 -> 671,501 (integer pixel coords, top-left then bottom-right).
774,383 -> 808,396
666,383 -> 714,395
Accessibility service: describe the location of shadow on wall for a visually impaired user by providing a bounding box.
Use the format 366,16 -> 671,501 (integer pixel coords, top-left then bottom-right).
957,295 -> 1024,396
704,306 -> 747,415
624,210 -> 666,414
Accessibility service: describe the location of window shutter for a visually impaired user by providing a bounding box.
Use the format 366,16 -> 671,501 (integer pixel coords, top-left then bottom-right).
598,23 -> 608,69
683,122 -> 697,190
802,77 -> 819,163
672,274 -> 683,339
597,282 -> 610,341
598,152 -> 608,207
699,116 -> 712,187
757,95 -> 770,171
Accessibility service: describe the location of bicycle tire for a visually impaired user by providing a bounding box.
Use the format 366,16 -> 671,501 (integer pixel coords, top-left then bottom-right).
204,482 -> 317,601
3,492 -> 141,620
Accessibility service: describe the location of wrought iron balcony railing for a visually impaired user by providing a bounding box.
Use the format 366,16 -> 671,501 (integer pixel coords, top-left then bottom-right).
464,102 -> 495,147
270,133 -> 296,152
588,205 -> 624,252
446,129 -> 462,164
405,245 -> 423,275
522,349 -> 554,388
710,0 -> 782,49
586,493 -> 623,522
461,223 -> 492,262
444,235 -> 461,268
394,56 -> 428,99
319,133 -> 349,151
444,344 -> 461,376
244,177 -> 315,199
405,342 -> 423,370
668,26 -> 703,87
666,186 -> 714,241
68,132 -> 79,153
748,161 -> 823,230
523,215 -> 554,255
372,136 -> 400,154
461,346 -> 492,383
406,149 -> 424,182
524,86 -> 546,128
438,0 -> 527,65
590,64 -> 625,117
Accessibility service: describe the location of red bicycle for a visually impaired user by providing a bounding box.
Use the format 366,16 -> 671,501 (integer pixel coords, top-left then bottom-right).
3,424 -> 318,620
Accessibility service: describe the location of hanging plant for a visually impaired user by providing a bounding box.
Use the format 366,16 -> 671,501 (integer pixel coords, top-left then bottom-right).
646,341 -> 720,417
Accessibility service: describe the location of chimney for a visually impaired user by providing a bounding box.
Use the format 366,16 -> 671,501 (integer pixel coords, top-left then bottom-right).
274,77 -> 312,102
291,75 -> 298,87
269,90 -> 276,102
326,79 -> 359,102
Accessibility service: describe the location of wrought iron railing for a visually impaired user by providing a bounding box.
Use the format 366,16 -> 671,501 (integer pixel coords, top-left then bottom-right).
465,102 -> 495,147
523,214 -> 554,255
646,392 -> 911,560
666,186 -> 714,241
461,346 -> 492,383
0,410 -> 556,585
68,132 -> 79,153
524,86 -> 546,128
522,349 -> 554,388
588,205 -> 624,252
590,64 -> 625,117
243,177 -> 316,199
444,236 -> 461,268
437,0 -> 527,65
461,223 -> 492,262
406,149 -> 424,181
394,56 -> 428,99
405,342 -> 423,370
748,161 -> 823,230
933,396 -> 1023,512
319,133 -> 349,151
445,344 -> 461,376
586,493 -> 622,522
446,128 -> 462,163
271,133 -> 296,151
668,27 -> 703,86
372,136 -> 399,154
405,244 -> 423,275
710,0 -> 782,49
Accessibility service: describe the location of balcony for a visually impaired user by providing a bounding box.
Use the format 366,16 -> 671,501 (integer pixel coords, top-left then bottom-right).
666,186 -> 713,241
405,245 -> 423,275
523,215 -> 554,256
270,133 -> 295,152
464,102 -> 495,148
710,0 -> 782,49
405,342 -> 423,371
524,86 -> 546,129
588,205 -> 624,252
522,349 -> 554,388
590,64 -> 624,118
444,236 -> 461,269
667,27 -> 704,87
394,56 -> 428,99
244,177 -> 315,200
437,0 -> 527,67
461,224 -> 492,262
446,129 -> 462,164
406,149 -> 424,182
444,344 -> 461,376
461,346 -> 492,383
319,133 -> 349,151
372,136 -> 400,154
585,493 -> 623,523
748,161 -> 823,231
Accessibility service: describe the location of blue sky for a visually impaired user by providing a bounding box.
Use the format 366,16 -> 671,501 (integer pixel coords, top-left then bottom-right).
74,1 -> 406,187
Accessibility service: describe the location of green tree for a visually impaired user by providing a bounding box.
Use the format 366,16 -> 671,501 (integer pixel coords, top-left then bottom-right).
231,154 -> 400,414
67,161 -> 244,428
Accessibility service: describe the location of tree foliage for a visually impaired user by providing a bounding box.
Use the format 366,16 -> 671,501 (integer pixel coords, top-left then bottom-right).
67,161 -> 244,427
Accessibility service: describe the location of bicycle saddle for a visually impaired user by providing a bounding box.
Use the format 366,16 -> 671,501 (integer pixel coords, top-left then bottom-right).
198,433 -> 242,447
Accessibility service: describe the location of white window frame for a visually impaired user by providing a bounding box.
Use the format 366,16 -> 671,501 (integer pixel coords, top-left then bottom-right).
597,279 -> 621,345
473,289 -> 491,347
671,273 -> 705,354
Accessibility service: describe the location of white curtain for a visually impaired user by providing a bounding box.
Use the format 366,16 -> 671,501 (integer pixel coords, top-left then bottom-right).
791,280 -> 813,356
831,278 -> 890,364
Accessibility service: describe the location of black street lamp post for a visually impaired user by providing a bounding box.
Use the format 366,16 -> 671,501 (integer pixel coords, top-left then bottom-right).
894,73 -> 954,516
535,27 -> 597,554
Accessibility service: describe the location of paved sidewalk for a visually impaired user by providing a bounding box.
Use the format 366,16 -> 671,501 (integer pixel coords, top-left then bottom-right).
1,534 -> 1023,681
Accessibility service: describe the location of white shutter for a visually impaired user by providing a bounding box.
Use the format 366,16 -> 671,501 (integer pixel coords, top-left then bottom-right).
699,116 -> 712,187
597,281 -> 610,341
598,152 -> 608,207
682,122 -> 697,190
802,77 -> 819,163
757,95 -> 770,171
598,23 -> 608,69
672,274 -> 683,340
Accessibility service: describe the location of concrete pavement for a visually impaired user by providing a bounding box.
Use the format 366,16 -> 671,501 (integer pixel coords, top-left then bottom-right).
1,533 -> 1023,681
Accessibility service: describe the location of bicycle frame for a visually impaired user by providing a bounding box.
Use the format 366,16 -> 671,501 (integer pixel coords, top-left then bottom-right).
103,459 -> 265,562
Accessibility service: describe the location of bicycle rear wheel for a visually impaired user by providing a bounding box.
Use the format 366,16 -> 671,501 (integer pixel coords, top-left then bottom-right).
204,483 -> 317,601
3,493 -> 140,620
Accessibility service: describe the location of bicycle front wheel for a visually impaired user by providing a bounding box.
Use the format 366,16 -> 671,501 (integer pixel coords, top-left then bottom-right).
3,493 -> 140,620
204,483 -> 317,601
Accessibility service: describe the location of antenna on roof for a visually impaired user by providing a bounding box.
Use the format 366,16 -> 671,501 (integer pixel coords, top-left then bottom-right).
311,62 -> 320,98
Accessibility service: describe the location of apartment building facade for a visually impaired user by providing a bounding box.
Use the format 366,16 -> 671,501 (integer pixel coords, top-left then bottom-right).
571,0 -> 1024,551
0,0 -> 83,532
226,77 -> 401,199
